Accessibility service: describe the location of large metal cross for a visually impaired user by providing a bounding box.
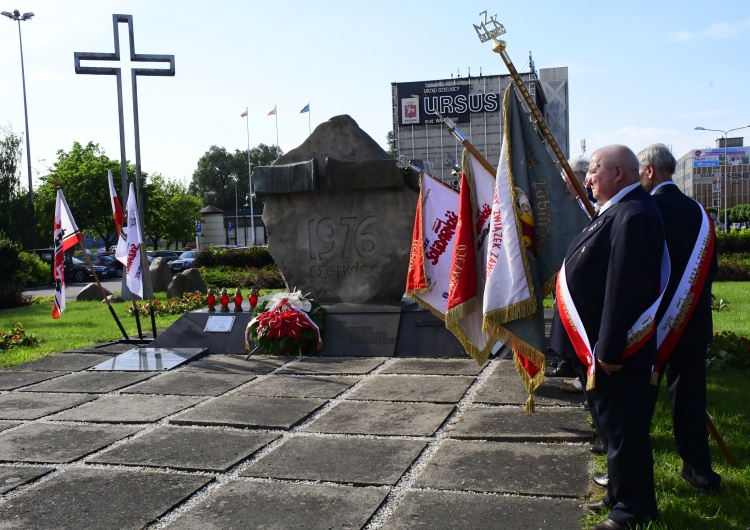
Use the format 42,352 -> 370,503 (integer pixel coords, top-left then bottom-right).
74,13 -> 174,229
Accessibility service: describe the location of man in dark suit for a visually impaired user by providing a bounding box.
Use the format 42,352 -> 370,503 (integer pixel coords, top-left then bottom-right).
638,143 -> 721,491
551,145 -> 665,530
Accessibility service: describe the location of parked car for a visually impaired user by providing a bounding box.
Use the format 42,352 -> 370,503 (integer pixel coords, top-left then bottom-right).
169,251 -> 198,272
97,252 -> 124,277
74,254 -> 115,278
28,249 -> 108,283
147,250 -> 181,264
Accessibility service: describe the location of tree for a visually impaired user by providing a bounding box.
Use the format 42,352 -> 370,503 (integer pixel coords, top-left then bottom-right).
36,142 -> 139,249
0,126 -> 34,249
143,175 -> 202,249
190,143 -> 283,211
386,130 -> 396,158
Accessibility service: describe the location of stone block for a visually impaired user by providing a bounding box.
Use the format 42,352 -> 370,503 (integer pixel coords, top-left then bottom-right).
237,375 -> 359,399
76,283 -> 112,301
20,371 -> 156,394
122,372 -> 254,396
0,371 -> 69,390
0,467 -> 55,494
0,393 -> 95,420
150,257 -> 174,293
50,395 -> 207,423
347,375 -> 474,403
323,158 -> 404,190
253,159 -> 319,194
167,269 -> 207,299
5,353 -> 114,372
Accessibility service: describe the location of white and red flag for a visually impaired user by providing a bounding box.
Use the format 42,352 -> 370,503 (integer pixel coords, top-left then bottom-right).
444,150 -> 496,364
52,184 -> 83,319
405,173 -> 459,318
240,108 -> 248,118
116,183 -> 144,298
107,170 -> 125,236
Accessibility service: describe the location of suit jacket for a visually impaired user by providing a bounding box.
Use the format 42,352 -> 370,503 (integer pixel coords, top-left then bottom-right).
550,185 -> 665,365
652,183 -> 716,347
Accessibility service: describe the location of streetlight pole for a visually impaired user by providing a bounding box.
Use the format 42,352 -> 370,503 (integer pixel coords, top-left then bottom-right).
694,124 -> 750,231
2,9 -> 34,209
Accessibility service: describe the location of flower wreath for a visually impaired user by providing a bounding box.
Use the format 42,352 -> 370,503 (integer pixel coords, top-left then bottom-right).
245,291 -> 325,356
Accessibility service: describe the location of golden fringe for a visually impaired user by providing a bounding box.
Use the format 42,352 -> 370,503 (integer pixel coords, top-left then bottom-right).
586,373 -> 595,391
542,274 -> 557,300
650,371 -> 659,386
445,318 -> 492,366
512,339 -> 546,414
483,297 -> 537,333
525,394 -> 535,413
405,292 -> 447,323
445,299 -> 477,326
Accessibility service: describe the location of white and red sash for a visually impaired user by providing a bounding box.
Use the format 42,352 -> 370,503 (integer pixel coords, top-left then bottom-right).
652,207 -> 715,381
556,245 -> 670,390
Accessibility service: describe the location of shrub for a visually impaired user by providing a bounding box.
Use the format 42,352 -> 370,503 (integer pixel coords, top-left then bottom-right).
128,291 -> 207,317
194,246 -> 275,269
201,265 -> 285,290
17,252 -> 51,287
0,323 -> 38,352
716,252 -> 750,281
715,228 -> 750,254
707,331 -> 750,371
0,232 -> 22,283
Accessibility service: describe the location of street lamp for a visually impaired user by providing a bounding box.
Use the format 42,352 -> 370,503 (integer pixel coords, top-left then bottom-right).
694,124 -> 750,231
2,9 -> 34,208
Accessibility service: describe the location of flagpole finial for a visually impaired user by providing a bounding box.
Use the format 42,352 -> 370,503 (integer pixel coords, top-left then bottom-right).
492,39 -> 506,53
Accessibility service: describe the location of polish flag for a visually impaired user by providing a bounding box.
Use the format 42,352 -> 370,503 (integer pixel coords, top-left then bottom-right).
107,170 -> 125,236
52,184 -> 83,319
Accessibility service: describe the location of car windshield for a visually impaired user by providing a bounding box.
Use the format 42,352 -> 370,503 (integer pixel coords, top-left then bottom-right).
178,251 -> 196,259
71,257 -> 84,265
99,255 -> 113,264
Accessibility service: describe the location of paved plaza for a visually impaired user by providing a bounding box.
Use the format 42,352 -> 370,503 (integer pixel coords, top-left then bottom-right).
0,341 -> 597,529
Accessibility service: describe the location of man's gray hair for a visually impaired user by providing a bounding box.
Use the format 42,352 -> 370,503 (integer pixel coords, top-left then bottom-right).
637,143 -> 676,175
568,156 -> 589,184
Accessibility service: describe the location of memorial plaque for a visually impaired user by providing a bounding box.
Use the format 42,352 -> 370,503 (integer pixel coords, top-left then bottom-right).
317,304 -> 401,357
89,348 -> 207,372
204,316 -> 236,333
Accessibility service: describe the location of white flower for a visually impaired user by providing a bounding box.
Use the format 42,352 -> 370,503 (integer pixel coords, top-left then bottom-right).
268,289 -> 312,313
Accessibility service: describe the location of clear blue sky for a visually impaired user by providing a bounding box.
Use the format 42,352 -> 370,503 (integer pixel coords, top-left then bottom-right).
1,0 -> 749,189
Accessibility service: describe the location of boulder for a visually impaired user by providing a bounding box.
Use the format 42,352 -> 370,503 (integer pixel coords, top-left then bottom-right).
76,283 -> 112,301
167,268 -> 207,299
150,258 -> 174,293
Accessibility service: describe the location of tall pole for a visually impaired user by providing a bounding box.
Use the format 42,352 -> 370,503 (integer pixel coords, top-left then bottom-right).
2,10 -> 34,211
244,106 -> 255,246
234,179 -> 239,246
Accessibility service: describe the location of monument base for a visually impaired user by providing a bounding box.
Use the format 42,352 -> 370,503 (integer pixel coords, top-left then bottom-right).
148,300 -> 467,358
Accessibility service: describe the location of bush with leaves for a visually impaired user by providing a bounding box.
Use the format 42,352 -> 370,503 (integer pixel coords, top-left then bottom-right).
707,331 -> 750,372
0,232 -> 29,309
716,252 -> 750,281
0,323 -> 38,352
715,228 -> 750,254
127,292 -> 207,318
194,245 -> 275,269
17,252 -> 52,287
201,265 -> 284,290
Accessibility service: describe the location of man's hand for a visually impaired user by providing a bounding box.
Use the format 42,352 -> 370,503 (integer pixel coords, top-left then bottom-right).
598,359 -> 622,375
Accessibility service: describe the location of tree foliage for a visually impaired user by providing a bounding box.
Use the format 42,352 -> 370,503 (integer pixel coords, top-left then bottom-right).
386,130 -> 396,158
190,143 -> 282,211
143,174 -> 202,249
0,126 -> 34,249
36,142 -> 137,249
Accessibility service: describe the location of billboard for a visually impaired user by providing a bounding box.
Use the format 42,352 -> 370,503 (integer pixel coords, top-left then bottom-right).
693,147 -> 750,167
395,81 -> 499,126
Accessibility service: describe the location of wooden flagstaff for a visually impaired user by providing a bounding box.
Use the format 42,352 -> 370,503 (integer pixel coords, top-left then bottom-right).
476,16 -> 595,219
706,410 -> 737,467
433,110 -> 499,179
76,243 -> 129,340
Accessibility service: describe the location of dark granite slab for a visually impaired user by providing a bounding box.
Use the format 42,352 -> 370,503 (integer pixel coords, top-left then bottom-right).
4,353 -> 115,372
181,354 -> 291,374
446,407 -> 595,442
303,401 -> 454,436
19,371 -> 157,394
49,395 -> 207,423
68,341 -> 145,354
0,423 -> 142,463
0,466 -> 55,494
88,426 -> 279,472
237,375 -> 359,399
0,393 -> 95,420
242,436 -> 426,485
122,372 -> 255,396
165,480 -> 389,530
474,360 -> 586,407
0,467 -> 210,530
415,440 -> 590,497
383,489 -> 584,529
346,375 -> 474,403
276,356 -> 387,375
0,370 -> 68,390
170,395 -> 326,429
380,358 -> 485,375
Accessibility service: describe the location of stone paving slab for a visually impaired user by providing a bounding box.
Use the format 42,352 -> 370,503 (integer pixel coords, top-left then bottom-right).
474,361 -> 586,407
383,489 -> 584,529
415,440 -> 590,497
67,341 -> 145,354
181,354 -> 291,374
0,467 -> 211,530
165,480 -> 389,530
347,375 -> 474,403
0,423 -> 19,434
303,401 -> 454,436
171,395 -> 326,429
380,358 -> 485,375
122,372 -> 255,396
88,426 -> 279,472
276,356 -> 387,375
4,353 -> 115,372
50,395 -> 207,423
236,375 -> 359,399
242,436 -> 427,485
0,423 -> 142,463
0,393 -> 95,420
0,466 -> 55,494
0,370 -> 69,390
19,371 -> 158,394
446,407 -> 594,442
